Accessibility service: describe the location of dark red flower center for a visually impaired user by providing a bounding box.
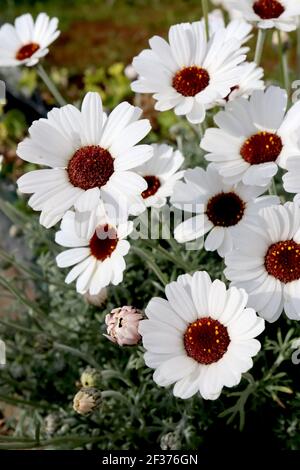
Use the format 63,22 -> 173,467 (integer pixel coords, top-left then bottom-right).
89,224 -> 118,261
141,175 -> 161,199
184,317 -> 230,365
265,240 -> 300,283
206,192 -> 245,227
67,145 -> 114,190
172,66 -> 210,97
240,132 -> 283,165
16,42 -> 40,60
253,0 -> 285,20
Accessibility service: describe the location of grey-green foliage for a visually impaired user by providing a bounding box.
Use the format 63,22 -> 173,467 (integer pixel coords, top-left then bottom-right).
0,119 -> 300,450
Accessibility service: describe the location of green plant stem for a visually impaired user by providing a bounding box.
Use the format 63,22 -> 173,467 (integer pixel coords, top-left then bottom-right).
254,29 -> 266,65
131,246 -> 168,286
0,393 -> 56,411
0,249 -> 73,291
53,342 -> 99,369
0,435 -> 102,450
268,178 -> 277,196
201,0 -> 209,40
0,275 -> 44,318
277,30 -> 289,94
142,240 -> 190,271
37,63 -> 67,107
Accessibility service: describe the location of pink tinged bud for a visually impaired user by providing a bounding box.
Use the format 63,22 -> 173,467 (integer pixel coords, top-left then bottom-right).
104,306 -> 143,346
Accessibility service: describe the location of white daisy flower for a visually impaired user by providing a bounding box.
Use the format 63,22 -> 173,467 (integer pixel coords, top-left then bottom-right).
55,206 -> 132,295
201,86 -> 300,186
0,13 -> 60,67
131,21 -> 247,124
139,271 -> 265,400
227,0 -> 300,31
129,143 -> 184,214
17,92 -> 153,229
217,61 -> 264,105
225,202 -> 300,322
171,165 -> 278,256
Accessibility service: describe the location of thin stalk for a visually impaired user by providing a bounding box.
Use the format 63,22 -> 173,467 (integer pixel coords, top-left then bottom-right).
277,30 -> 289,93
0,393 -> 56,410
37,63 -> 67,107
143,240 -> 191,271
0,435 -> 102,450
254,29 -> 266,65
131,246 -> 168,286
53,342 -> 99,369
268,178 -> 278,196
201,0 -> 210,41
0,275 -> 44,318
0,248 -> 73,291
297,16 -> 300,78
0,274 -> 79,335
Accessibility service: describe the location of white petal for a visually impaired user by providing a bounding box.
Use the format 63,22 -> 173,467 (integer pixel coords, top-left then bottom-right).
81,92 -> 103,145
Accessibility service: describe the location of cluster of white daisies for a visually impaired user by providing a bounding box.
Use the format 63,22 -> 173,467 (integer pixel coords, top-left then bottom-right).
4,1 -> 300,401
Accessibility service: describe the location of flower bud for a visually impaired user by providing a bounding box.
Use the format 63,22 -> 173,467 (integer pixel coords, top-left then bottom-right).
73,387 -> 102,415
104,306 -> 143,346
80,367 -> 101,388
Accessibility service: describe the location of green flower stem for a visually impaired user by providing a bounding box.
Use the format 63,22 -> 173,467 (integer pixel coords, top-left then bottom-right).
0,318 -> 99,369
254,29 -> 266,65
37,63 -> 67,107
297,17 -> 300,78
142,240 -> 191,271
0,275 -> 44,319
201,0 -> 210,40
268,178 -> 278,196
131,246 -> 168,286
0,319 -> 37,335
0,435 -> 102,450
0,248 -> 73,291
277,30 -> 290,94
53,342 -> 99,369
0,393 -> 56,411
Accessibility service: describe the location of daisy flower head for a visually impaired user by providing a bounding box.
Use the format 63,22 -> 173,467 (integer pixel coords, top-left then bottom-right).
0,13 -> 60,67
131,21 -> 247,124
171,165 -> 278,257
225,202 -> 300,322
201,86 -> 300,186
17,92 -> 153,230
55,205 -> 132,295
227,0 -> 300,31
139,271 -> 265,400
130,143 -> 184,214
